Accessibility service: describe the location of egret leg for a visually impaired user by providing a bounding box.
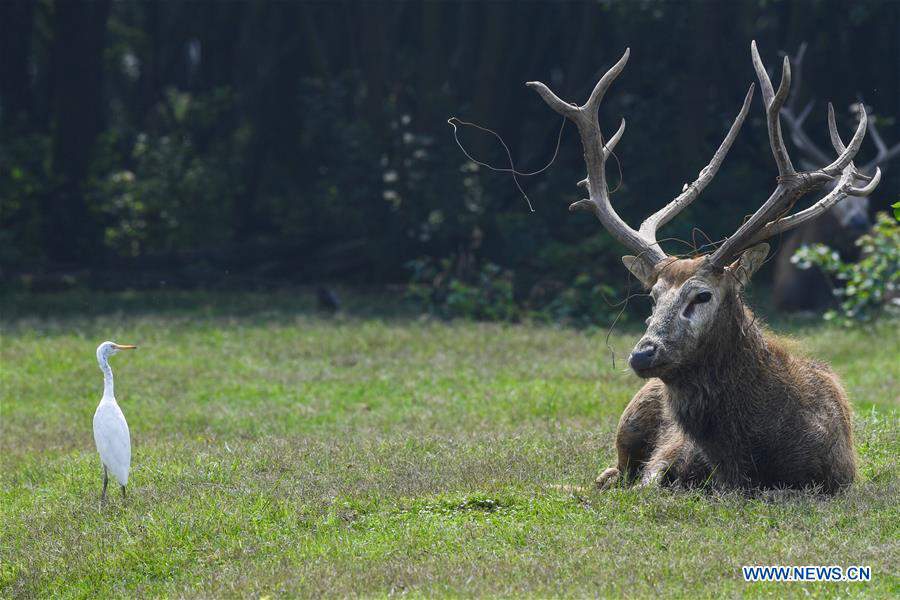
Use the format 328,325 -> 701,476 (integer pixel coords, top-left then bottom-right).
101,466 -> 108,502
121,485 -> 126,501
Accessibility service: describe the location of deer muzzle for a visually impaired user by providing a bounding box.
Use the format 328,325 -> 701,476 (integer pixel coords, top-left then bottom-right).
629,339 -> 661,376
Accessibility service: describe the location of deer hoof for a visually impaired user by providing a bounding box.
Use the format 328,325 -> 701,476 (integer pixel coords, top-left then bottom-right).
595,467 -> 621,490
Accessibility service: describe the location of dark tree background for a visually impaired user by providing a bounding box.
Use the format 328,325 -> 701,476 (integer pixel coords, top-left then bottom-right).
1,0 -> 898,300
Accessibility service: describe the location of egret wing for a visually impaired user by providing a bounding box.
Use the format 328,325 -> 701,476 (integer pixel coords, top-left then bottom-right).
93,401 -> 131,486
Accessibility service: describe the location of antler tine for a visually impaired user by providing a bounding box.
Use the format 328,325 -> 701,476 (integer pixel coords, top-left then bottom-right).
752,41 -> 795,176
770,56 -> 795,174
639,83 -> 755,241
826,103 -> 878,190
826,103 -> 871,183
527,49 -> 668,264
827,102 -> 848,153
709,41 -> 877,268
847,166 -> 882,194
526,50 -> 631,126
584,49 -> 631,116
820,103 -> 868,176
605,118 -> 627,157
526,81 -> 581,120
751,40 -> 776,107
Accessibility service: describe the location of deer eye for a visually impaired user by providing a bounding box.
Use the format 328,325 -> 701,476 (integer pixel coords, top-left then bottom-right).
692,291 -> 712,304
682,291 -> 712,319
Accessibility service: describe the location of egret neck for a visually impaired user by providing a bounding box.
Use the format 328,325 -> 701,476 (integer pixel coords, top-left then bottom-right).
96,342 -> 136,401
99,354 -> 115,401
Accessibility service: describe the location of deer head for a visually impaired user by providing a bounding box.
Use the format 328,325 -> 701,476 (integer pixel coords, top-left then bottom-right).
526,41 -> 880,378
621,247 -> 770,378
780,42 -> 900,236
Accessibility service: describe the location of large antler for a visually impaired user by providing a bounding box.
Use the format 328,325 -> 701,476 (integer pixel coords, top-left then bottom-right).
708,41 -> 879,267
526,49 -> 754,266
781,42 -> 900,175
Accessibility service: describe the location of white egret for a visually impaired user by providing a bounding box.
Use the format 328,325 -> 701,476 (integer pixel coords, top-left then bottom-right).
93,341 -> 137,501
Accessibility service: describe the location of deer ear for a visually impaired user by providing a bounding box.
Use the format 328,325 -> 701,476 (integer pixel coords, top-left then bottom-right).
726,243 -> 769,288
622,255 -> 657,288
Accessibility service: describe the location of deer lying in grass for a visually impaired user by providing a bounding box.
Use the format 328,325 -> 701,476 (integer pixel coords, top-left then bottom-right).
524,41 -> 880,492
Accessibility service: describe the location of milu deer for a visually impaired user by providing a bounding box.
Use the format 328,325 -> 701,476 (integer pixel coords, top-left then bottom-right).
773,43 -> 900,312
523,41 -> 881,492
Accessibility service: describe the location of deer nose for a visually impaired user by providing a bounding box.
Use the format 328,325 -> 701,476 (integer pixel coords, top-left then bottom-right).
629,341 -> 658,371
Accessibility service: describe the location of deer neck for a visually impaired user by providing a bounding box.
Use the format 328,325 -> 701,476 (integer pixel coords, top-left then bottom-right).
661,296 -> 772,449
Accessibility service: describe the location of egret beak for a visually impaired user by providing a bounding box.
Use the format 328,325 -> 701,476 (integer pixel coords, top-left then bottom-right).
113,344 -> 138,350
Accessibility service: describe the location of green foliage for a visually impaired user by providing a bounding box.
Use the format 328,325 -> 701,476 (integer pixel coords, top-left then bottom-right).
0,133 -> 54,266
90,88 -> 243,257
535,272 -> 620,328
525,234 -> 626,327
792,212 -> 900,325
407,256 -> 518,321
406,244 -> 623,326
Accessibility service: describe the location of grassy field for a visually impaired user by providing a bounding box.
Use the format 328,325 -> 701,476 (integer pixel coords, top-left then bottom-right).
1,291 -> 898,598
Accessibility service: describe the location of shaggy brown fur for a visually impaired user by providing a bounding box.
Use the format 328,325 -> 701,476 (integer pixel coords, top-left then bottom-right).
598,252 -> 857,493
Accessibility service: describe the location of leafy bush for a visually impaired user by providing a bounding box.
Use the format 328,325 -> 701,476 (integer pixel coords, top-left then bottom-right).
0,133 -> 54,268
407,253 -> 625,326
407,256 -> 518,321
533,272 -> 620,328
792,212 -> 900,325
90,87 -> 242,258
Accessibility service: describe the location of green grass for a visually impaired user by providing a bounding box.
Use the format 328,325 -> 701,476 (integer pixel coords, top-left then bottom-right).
1,291 -> 898,598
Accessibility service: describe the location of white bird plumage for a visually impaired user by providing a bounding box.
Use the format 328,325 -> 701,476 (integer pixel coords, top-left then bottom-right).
93,341 -> 137,501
